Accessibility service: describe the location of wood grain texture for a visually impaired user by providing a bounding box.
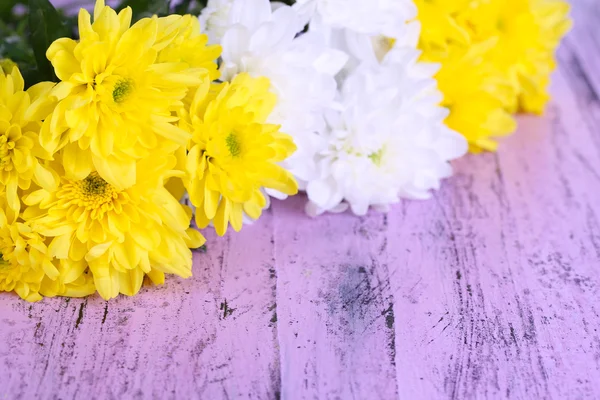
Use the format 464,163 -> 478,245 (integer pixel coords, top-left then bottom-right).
2,1 -> 599,399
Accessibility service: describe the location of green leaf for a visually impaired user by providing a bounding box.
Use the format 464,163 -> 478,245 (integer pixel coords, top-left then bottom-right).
174,0 -> 192,14
28,0 -> 69,84
18,64 -> 40,86
116,0 -> 172,21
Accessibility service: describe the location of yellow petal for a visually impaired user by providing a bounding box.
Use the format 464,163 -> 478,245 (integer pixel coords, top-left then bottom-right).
6,176 -> 20,213
146,269 -> 165,285
47,39 -> 81,82
48,234 -> 72,259
62,259 -> 88,284
118,268 -> 144,297
213,198 -> 231,236
90,124 -> 114,157
92,154 -> 136,189
203,186 -> 220,219
63,142 -> 94,181
34,163 -> 58,191
90,260 -> 120,300
230,202 -> 243,232
194,208 -> 211,229
185,228 -> 206,248
93,0 -> 106,21
86,241 -> 113,261
151,117 -> 191,145
78,9 -> 95,41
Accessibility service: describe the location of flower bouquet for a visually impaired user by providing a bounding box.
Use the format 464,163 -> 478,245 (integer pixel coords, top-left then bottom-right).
0,0 -> 571,301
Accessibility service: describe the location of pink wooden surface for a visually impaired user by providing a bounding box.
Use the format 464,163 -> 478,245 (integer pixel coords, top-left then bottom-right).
2,1 -> 600,399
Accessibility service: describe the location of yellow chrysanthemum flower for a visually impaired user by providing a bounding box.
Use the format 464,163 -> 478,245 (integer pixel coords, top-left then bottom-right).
39,258 -> 97,299
416,0 -> 571,152
416,0 -> 471,53
24,153 -> 205,300
41,0 -> 219,189
416,0 -> 516,151
459,0 -> 572,114
0,196 -> 93,302
0,205 -> 52,302
432,41 -> 517,152
0,66 -> 58,213
183,73 -> 298,236
157,14 -> 221,82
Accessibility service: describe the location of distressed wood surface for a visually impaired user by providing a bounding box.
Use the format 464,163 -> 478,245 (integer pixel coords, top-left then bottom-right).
2,1 -> 600,399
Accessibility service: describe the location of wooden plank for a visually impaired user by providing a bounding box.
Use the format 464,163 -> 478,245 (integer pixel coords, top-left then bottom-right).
386,45 -> 600,399
566,0 -> 600,99
2,1 -> 600,399
0,219 -> 280,399
272,196 -> 399,399
191,214 -> 281,399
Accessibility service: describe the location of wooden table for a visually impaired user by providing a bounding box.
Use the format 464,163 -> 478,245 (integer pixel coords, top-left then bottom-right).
2,1 -> 600,399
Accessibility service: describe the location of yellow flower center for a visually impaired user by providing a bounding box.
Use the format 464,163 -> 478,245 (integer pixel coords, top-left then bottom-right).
0,133 -> 15,171
77,172 -> 118,204
57,172 -> 127,220
226,132 -> 242,157
112,78 -> 134,103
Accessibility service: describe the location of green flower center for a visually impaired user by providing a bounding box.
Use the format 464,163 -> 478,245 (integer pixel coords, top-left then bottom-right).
112,79 -> 134,103
0,252 -> 9,269
226,132 -> 242,157
369,148 -> 385,167
497,17 -> 506,32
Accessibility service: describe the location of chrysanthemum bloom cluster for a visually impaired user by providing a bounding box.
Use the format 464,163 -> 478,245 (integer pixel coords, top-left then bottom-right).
0,0 -> 298,301
0,0 -> 571,301
300,0 -> 468,216
415,0 -> 572,152
0,66 -> 95,301
201,0 -> 346,210
202,0 -> 467,216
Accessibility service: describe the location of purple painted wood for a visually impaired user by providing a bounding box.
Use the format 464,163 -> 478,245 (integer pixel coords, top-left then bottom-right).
2,0 -> 600,399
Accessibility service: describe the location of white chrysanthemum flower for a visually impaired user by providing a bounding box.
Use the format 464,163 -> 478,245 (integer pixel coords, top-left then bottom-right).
307,20 -> 421,80
197,0 -> 466,220
305,48 -> 468,217
294,0 -> 417,37
297,0 -> 420,73
199,0 -> 235,44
